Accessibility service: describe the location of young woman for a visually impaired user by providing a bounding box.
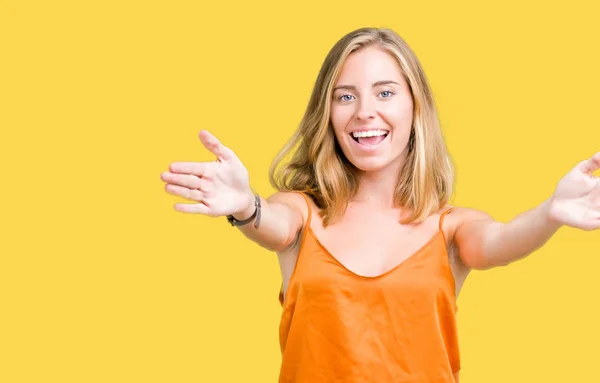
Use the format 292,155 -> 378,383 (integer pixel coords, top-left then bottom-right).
160,28 -> 600,382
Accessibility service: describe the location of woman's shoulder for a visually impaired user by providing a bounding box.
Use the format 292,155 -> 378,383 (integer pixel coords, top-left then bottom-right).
267,190 -> 312,205
438,203 -> 494,233
267,191 -> 313,221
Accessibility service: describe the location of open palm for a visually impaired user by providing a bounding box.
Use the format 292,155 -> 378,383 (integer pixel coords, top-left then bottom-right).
161,130 -> 254,217
549,152 -> 600,231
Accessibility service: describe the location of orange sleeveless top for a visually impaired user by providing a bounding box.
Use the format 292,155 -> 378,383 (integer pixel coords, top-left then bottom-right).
278,194 -> 460,382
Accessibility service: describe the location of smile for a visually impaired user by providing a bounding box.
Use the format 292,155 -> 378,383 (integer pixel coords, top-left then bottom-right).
350,129 -> 389,147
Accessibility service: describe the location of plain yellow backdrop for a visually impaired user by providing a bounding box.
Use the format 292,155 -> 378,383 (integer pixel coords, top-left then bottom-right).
2,0 -> 599,382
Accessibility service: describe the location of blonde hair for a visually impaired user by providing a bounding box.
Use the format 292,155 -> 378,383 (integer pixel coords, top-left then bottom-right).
269,27 -> 454,226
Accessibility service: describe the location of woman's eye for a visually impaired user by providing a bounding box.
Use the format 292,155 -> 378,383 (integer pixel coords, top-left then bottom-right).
380,90 -> 394,98
338,94 -> 354,102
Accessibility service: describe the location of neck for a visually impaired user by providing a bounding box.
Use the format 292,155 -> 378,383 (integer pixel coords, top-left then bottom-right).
352,161 -> 405,209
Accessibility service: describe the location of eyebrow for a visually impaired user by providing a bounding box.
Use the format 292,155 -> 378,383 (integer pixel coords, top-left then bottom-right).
333,80 -> 400,91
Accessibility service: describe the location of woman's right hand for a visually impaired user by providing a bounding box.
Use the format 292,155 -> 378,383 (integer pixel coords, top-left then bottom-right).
161,130 -> 255,219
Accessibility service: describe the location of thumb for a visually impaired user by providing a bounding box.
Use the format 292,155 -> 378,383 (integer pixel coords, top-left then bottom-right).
198,130 -> 235,161
576,151 -> 600,175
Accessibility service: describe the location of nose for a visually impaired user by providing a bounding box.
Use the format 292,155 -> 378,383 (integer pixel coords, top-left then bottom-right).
356,97 -> 376,121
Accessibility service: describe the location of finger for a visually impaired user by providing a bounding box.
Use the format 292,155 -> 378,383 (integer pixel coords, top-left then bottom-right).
199,130 -> 235,161
169,161 -> 213,177
174,202 -> 211,215
164,184 -> 204,202
577,152 -> 600,175
161,172 -> 202,189
581,218 -> 600,231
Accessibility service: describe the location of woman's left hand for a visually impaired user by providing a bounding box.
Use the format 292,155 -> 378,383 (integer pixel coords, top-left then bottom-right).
548,152 -> 600,231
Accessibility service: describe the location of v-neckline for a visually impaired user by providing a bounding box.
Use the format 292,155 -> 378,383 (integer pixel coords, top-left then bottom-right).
307,227 -> 445,280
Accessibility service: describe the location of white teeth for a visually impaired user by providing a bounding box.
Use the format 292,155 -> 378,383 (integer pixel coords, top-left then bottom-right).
351,130 -> 388,138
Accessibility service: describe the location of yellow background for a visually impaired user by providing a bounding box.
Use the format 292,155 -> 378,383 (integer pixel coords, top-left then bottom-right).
2,0 -> 599,382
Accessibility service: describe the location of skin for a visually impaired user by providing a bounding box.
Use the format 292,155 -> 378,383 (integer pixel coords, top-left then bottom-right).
160,43 -> 600,382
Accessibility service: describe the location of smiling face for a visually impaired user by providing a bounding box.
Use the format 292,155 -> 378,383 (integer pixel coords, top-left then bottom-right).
330,45 -> 414,174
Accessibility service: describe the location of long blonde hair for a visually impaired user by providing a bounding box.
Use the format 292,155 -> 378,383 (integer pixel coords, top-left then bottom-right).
269,27 -> 454,226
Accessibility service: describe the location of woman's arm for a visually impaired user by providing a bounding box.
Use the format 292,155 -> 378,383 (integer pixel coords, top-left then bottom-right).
232,191 -> 307,252
454,152 -> 600,270
453,200 -> 561,269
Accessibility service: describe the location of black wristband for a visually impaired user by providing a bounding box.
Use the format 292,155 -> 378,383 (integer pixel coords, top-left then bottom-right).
227,195 -> 261,229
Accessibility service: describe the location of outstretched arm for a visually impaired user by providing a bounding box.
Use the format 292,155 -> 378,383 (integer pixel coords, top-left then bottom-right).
161,130 -> 305,253
454,152 -> 600,270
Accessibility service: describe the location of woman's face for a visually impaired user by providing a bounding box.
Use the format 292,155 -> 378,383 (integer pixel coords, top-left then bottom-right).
330,45 -> 414,174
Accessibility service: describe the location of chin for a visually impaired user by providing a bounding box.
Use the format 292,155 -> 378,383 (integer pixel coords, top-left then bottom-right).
348,156 -> 396,173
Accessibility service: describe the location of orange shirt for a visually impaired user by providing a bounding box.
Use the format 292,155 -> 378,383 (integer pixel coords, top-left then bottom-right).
278,194 -> 460,382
